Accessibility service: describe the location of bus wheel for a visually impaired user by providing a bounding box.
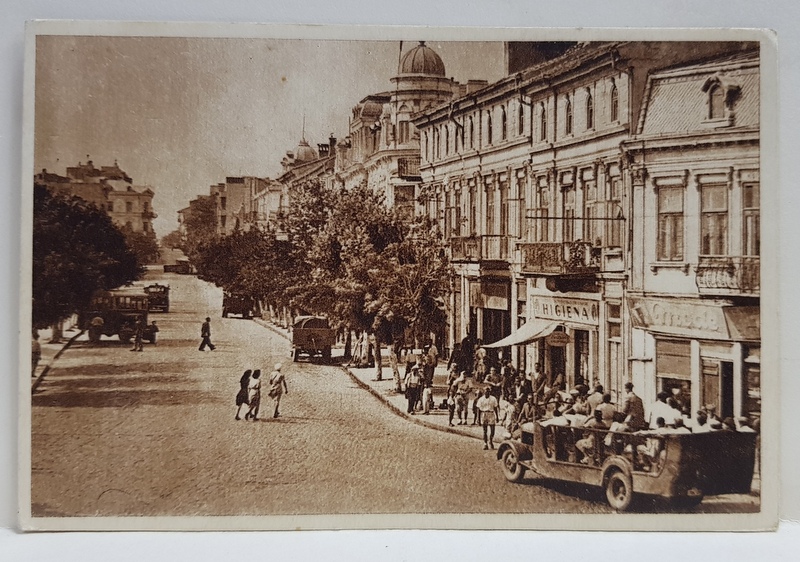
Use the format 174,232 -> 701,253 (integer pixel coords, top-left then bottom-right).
605,469 -> 634,511
501,448 -> 525,483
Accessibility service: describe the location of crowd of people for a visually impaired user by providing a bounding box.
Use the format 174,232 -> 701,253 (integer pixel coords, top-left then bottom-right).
234,363 -> 288,421
388,336 -> 759,453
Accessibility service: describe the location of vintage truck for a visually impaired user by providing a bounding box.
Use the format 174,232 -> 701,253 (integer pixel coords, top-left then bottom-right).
497,420 -> 757,511
222,293 -> 260,319
143,283 -> 170,312
79,289 -> 158,344
291,316 -> 336,363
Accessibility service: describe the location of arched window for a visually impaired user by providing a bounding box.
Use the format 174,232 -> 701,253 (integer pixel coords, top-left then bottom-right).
586,89 -> 594,130
610,82 -> 619,122
469,116 -> 475,148
424,132 -> 429,160
501,106 -> 507,140
445,126 -> 450,156
518,103 -> 525,135
709,85 -> 725,119
565,96 -> 573,135
487,110 -> 493,145
460,118 -> 465,150
539,103 -> 547,141
435,127 -> 440,159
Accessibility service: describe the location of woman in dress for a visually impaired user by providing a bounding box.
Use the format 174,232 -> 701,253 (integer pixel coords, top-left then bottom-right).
234,369 -> 252,420
245,369 -> 262,421
268,363 -> 288,418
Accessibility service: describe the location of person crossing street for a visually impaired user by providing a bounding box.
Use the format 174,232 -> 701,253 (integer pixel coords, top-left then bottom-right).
199,317 -> 216,351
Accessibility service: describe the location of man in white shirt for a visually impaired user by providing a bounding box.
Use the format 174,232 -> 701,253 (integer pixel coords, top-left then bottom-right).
476,388 -> 500,450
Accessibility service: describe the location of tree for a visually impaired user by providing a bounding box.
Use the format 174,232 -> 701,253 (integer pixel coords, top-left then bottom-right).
32,185 -> 143,328
161,229 -> 183,250
120,225 -> 161,265
181,196 -> 218,262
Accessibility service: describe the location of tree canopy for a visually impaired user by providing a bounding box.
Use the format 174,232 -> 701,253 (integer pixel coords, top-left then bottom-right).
33,185 -> 143,328
120,225 -> 161,265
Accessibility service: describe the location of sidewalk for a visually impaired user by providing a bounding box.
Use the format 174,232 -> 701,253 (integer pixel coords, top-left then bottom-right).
253,318 -> 493,443
31,324 -> 84,392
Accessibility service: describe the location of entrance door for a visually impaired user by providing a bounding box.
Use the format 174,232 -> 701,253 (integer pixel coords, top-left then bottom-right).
549,342 -> 566,387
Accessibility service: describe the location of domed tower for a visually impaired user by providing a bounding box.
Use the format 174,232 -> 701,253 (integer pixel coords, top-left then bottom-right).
294,138 -> 318,163
390,41 -> 457,148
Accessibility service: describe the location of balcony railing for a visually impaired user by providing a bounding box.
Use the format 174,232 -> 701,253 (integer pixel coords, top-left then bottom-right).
481,235 -> 511,261
519,241 -> 601,275
397,157 -> 421,180
450,236 -> 481,262
695,256 -> 760,295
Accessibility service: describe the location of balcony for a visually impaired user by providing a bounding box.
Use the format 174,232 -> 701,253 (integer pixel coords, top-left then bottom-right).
695,256 -> 760,295
397,157 -> 421,180
519,241 -> 601,275
450,236 -> 481,262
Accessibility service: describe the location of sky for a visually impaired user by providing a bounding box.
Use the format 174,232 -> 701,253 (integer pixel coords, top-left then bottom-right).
34,36 -> 505,237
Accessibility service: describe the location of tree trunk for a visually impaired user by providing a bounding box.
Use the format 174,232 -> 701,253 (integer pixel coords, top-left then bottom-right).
343,327 -> 352,361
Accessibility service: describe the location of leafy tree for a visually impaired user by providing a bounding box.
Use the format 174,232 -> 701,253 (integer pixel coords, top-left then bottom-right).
161,229 -> 183,249
181,195 -> 218,262
120,225 -> 161,265
32,185 -> 142,328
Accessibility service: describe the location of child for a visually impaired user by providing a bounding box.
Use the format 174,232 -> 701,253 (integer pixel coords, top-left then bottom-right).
447,389 -> 456,426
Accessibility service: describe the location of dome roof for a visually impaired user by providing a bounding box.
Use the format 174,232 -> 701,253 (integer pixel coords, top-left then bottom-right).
295,139 -> 318,162
398,41 -> 446,77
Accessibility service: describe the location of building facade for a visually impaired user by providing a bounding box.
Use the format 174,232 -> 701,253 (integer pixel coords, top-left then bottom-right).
623,49 -> 761,424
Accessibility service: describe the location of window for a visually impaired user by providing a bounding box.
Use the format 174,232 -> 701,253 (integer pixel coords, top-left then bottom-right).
220,197 -> 226,211
399,121 -> 410,144
459,119 -> 465,151
469,116 -> 474,148
607,177 -> 623,247
126,201 -> 133,213
453,190 -> 462,236
573,330 -> 590,387
743,182 -> 760,256
435,127 -> 441,159
610,82 -> 619,122
584,180 -> 602,245
107,202 -> 113,212
709,85 -> 725,120
539,103 -> 547,141
518,103 -> 525,135
564,187 -> 575,242
586,90 -> 594,130
564,96 -> 573,135
701,184 -> 728,256
469,184 -> 477,234
423,132 -> 429,160
657,187 -> 684,261
656,339 -> 692,416
501,106 -> 507,140
535,186 -> 550,242
444,126 -> 450,156
487,183 -> 496,235
486,110 -> 493,145
500,181 -> 509,236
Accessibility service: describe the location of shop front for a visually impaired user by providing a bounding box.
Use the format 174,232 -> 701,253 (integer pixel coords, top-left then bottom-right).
628,296 -> 760,423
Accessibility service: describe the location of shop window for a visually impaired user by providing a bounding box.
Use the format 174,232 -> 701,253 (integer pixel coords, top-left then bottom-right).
701,184 -> 728,256
743,182 -> 760,256
610,82 -> 619,122
657,187 -> 684,261
656,339 -> 691,415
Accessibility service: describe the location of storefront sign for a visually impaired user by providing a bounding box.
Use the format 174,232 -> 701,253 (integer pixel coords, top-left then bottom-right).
532,296 -> 599,326
546,331 -> 571,347
628,297 -> 729,340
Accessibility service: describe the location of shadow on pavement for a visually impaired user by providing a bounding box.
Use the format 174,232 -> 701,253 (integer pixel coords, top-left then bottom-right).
32,387 -> 218,408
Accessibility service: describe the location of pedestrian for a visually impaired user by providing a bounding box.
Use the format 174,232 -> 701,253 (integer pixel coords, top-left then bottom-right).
404,364 -> 422,414
267,363 -> 288,418
621,382 -> 646,431
446,388 -> 457,426
31,332 -> 41,377
235,369 -> 252,420
477,387 -> 500,450
454,372 -> 470,425
422,382 -> 433,415
245,369 -> 262,420
199,316 -> 215,351
130,317 -> 144,352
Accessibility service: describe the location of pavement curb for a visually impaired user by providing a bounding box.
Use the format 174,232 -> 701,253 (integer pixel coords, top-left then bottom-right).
340,366 -> 483,442
252,318 -> 482,442
31,330 -> 84,393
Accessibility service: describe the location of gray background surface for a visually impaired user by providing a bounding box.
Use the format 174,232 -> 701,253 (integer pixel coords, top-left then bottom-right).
2,0 -> 797,558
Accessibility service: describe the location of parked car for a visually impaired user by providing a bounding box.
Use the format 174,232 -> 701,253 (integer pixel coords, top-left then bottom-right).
79,290 -> 158,344
144,283 -> 170,312
497,420 -> 756,511
163,258 -> 193,274
291,316 -> 335,363
222,293 -> 260,319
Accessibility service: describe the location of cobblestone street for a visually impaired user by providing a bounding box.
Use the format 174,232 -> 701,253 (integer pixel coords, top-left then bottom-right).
30,272 -> 758,517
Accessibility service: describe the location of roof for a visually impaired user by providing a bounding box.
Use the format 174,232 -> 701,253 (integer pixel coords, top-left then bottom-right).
398,41 -> 446,77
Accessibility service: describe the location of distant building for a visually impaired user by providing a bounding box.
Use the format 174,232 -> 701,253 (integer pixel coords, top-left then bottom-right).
35,159 -> 157,234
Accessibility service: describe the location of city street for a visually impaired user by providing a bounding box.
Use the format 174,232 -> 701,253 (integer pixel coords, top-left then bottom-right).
30,272 -> 757,517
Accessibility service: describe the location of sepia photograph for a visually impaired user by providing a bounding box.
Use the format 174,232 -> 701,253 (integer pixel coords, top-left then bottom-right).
19,22 -> 778,532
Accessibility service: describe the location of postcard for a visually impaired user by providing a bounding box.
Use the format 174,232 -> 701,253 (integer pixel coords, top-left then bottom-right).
20,21 -> 778,531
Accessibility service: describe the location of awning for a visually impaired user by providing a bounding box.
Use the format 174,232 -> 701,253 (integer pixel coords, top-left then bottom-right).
724,306 -> 760,341
483,319 -> 558,348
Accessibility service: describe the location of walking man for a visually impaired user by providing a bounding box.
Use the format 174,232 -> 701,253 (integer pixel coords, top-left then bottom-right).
199,317 -> 215,351
477,387 -> 500,450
